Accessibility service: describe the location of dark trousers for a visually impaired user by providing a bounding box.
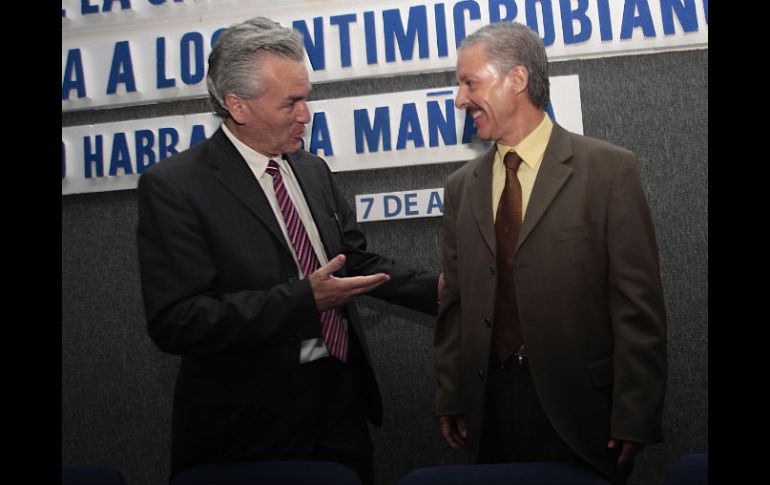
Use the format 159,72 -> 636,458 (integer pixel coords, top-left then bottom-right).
171,356 -> 373,485
477,354 -> 633,485
478,354 -> 572,463
278,356 -> 374,485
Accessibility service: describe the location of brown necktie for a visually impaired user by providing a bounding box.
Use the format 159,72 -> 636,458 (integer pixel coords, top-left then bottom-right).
493,151 -> 525,362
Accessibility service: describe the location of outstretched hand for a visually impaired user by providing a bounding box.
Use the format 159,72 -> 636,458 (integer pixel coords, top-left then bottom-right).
309,254 -> 390,313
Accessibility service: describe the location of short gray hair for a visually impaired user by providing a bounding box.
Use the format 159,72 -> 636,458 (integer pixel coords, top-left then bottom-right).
207,17 -> 305,118
460,22 -> 550,110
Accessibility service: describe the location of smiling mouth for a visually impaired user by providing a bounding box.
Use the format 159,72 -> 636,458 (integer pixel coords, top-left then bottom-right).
468,109 -> 484,125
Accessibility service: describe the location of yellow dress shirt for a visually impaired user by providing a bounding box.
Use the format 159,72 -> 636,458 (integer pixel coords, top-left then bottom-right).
492,114 -> 553,222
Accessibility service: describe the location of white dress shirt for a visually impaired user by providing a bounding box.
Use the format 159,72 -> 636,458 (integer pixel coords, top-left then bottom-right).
222,124 -> 344,363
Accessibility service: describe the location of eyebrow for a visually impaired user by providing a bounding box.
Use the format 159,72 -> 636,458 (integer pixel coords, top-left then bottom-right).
283,94 -> 307,104
287,84 -> 311,102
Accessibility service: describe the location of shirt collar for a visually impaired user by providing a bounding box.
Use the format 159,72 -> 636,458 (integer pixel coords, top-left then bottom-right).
221,123 -> 276,177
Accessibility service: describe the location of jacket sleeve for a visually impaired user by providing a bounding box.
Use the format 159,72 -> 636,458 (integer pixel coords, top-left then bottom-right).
136,168 -> 321,356
433,176 -> 464,416
606,153 -> 668,444
324,166 -> 439,316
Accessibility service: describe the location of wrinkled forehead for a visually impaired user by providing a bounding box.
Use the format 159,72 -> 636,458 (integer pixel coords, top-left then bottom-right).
456,44 -> 499,78
259,55 -> 310,87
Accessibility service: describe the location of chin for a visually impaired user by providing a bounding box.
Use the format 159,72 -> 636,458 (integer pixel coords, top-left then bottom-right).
473,122 -> 489,139
476,130 -> 493,141
284,143 -> 302,154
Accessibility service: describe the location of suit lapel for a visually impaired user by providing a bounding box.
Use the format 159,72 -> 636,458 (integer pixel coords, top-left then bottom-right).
208,129 -> 293,257
468,146 -> 497,256
517,122 -> 573,252
284,153 -> 335,254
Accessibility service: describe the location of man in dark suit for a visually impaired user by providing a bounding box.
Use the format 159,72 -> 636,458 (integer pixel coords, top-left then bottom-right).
136,17 -> 438,485
434,22 -> 667,484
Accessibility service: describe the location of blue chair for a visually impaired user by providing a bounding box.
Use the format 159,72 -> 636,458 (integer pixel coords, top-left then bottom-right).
62,465 -> 127,485
399,462 -> 609,485
663,453 -> 708,485
170,460 -> 362,485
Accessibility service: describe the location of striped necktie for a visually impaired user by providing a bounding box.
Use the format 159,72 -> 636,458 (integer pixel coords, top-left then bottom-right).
266,160 -> 348,362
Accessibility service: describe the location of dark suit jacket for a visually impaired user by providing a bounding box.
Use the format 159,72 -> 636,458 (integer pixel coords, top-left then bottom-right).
435,122 -> 667,478
137,128 -> 438,476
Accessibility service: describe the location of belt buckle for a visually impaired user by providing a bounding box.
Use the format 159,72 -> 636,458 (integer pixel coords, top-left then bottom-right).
515,344 -> 527,368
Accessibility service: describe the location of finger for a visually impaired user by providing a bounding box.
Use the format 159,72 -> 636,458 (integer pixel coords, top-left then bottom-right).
440,417 -> 465,449
617,442 -> 636,466
444,434 -> 461,450
316,254 -> 346,277
607,438 -> 618,449
356,274 -> 391,293
457,416 -> 468,440
343,273 -> 391,294
442,429 -> 461,449
617,447 -> 629,466
438,418 -> 461,449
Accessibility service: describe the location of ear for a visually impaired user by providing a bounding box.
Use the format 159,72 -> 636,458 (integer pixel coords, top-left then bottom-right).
507,65 -> 529,95
224,93 -> 248,124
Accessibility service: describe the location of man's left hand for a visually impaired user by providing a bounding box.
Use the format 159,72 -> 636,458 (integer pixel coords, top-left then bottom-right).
607,438 -> 644,466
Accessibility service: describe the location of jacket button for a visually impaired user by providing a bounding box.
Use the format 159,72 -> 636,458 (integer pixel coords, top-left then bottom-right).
489,266 -> 496,275
484,318 -> 492,328
478,370 -> 486,381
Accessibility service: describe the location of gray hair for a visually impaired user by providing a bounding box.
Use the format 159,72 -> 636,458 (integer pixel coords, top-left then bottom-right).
460,22 -> 550,110
207,17 -> 305,118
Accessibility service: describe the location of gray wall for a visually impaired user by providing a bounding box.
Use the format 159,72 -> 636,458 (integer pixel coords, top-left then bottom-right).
62,49 -> 707,485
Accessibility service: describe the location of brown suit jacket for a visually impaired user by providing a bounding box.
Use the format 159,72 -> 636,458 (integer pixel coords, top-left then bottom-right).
435,122 -> 667,478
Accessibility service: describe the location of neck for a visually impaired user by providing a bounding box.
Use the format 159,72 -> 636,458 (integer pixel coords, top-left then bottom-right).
498,103 -> 545,147
223,118 -> 279,158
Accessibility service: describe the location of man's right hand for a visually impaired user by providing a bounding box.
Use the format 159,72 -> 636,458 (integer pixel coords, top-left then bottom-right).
438,415 -> 467,450
309,254 -> 390,312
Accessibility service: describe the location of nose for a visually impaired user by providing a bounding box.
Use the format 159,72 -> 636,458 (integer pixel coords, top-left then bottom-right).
296,100 -> 311,124
455,86 -> 468,110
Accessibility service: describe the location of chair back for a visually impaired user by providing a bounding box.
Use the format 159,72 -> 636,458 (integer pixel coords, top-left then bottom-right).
399,461 -> 609,485
170,460 -> 362,485
663,453 -> 708,485
62,465 -> 127,485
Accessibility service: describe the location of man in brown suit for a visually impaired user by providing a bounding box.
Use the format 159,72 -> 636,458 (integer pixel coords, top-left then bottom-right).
434,22 -> 667,484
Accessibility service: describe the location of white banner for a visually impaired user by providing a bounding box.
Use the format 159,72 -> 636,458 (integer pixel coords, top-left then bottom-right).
312,75 -> 582,172
356,188 -> 445,222
62,75 -> 582,195
62,0 -> 708,111
61,113 -> 221,195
